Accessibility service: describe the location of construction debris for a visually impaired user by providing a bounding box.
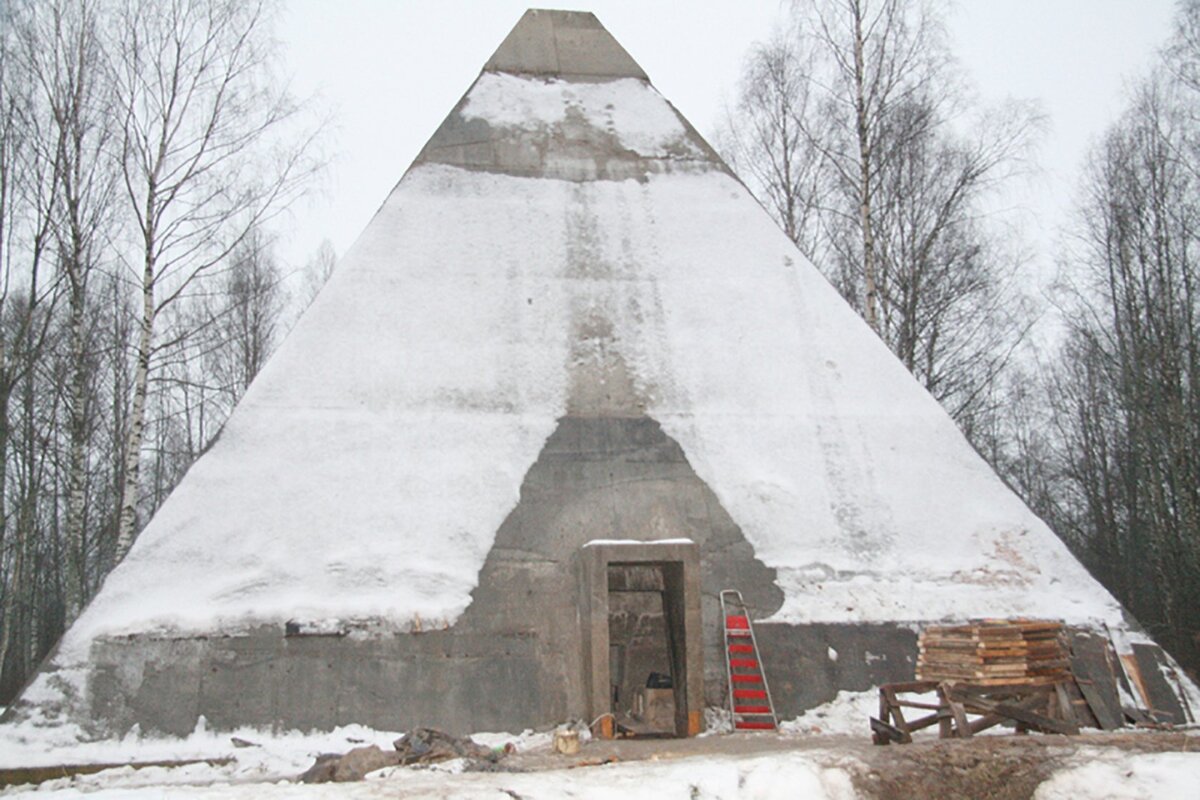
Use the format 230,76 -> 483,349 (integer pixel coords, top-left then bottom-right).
392,728 -> 500,764
299,728 -> 509,783
876,621 -> 1192,744
300,745 -> 403,783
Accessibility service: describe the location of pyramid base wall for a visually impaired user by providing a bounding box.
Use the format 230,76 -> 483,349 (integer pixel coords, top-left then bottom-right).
755,622 -> 919,719
81,621 -> 921,736
87,628 -> 551,737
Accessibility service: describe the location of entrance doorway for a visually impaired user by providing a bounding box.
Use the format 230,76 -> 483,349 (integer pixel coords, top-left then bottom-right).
607,563 -> 677,735
580,541 -> 703,737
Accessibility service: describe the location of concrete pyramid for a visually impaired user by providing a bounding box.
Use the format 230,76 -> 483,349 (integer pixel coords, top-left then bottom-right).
9,9 -> 1190,737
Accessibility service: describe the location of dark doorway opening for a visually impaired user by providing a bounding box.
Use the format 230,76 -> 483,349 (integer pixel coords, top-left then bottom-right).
606,563 -> 685,736
581,541 -> 703,738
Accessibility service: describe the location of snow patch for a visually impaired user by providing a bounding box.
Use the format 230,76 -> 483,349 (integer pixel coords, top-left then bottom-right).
1035,750 -> 1200,799
780,690 -> 878,737
462,73 -> 700,157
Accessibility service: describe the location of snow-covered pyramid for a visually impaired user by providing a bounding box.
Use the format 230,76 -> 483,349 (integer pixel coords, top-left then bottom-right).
9,9 -> 1189,738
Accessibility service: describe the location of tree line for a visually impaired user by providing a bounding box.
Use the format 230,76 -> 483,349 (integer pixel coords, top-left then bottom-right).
721,0 -> 1200,679
0,0 -> 326,701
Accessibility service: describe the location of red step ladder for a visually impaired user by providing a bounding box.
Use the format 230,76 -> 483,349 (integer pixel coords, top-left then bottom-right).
720,589 -> 777,731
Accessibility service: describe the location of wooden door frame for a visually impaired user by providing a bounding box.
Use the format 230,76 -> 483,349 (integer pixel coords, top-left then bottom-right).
579,540 -> 704,737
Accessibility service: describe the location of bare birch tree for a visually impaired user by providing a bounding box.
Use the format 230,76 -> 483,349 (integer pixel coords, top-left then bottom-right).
110,0 -> 320,563
14,0 -> 117,623
0,3 -> 66,689
717,34 -> 829,256
722,0 -> 1041,433
0,0 -> 321,701
799,0 -> 950,331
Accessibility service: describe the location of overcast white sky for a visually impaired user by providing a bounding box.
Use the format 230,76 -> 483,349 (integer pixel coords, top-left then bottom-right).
273,1 -> 1177,291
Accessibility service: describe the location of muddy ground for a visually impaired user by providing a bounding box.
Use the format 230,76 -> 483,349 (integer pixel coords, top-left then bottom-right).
500,730 -> 1197,799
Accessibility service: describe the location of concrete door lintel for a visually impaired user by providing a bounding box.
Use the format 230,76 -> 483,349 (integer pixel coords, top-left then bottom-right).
578,539 -> 704,737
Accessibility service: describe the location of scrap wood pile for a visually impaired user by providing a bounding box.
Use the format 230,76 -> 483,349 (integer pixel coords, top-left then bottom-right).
871,620 -> 1194,745
916,619 -> 1068,685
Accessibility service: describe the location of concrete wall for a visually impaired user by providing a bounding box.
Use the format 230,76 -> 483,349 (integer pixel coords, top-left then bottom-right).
84,618 -> 921,737
89,629 -> 544,736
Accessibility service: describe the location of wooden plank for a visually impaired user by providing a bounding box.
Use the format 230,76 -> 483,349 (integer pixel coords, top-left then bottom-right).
1055,682 -> 1077,726
942,675 -> 1062,687
1122,653 -> 1150,710
948,701 -> 972,737
1107,639 -> 1135,701
882,680 -> 941,693
917,671 -> 1066,685
951,683 -> 1055,699
1132,643 -> 1187,725
961,695 -> 1080,736
1064,677 -> 1099,729
904,712 -> 944,733
937,683 -> 973,739
892,700 -> 944,711
918,619 -> 1069,688
1067,629 -> 1123,730
881,686 -> 911,735
1122,706 -> 1153,725
966,712 -> 1007,735
871,716 -> 910,745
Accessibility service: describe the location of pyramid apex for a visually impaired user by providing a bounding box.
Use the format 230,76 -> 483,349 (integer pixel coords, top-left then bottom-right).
484,9 -> 648,81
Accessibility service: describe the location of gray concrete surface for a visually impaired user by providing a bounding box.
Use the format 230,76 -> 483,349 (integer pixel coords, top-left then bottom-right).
484,9 -> 648,80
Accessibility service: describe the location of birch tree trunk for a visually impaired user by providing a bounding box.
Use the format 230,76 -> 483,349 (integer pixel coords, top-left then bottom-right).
113,241 -> 154,563
109,0 -> 320,563
850,0 -> 879,332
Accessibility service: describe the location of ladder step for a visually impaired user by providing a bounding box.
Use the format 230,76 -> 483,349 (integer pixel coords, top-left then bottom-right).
720,589 -> 778,733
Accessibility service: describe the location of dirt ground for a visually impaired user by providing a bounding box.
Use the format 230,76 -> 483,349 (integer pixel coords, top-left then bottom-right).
498,729 -> 1198,799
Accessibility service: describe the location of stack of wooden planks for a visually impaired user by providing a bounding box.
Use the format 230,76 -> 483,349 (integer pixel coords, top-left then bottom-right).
916,620 -> 1069,685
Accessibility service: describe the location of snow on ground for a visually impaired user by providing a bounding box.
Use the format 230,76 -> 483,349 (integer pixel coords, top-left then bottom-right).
3,694 -> 1200,798
1,751 -> 860,799
0,693 -> 869,774
780,690 -> 880,737
0,716 -> 552,775
1034,750 -> 1200,799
